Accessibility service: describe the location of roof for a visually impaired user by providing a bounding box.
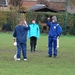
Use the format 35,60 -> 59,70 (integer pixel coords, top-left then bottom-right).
0,0 -> 8,6
50,0 -> 65,2
28,4 -> 58,12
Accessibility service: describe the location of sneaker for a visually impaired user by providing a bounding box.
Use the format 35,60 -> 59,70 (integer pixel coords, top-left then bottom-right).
54,55 -> 57,58
48,55 -> 52,57
16,58 -> 20,61
14,54 -> 20,61
14,58 -> 20,61
24,59 -> 27,61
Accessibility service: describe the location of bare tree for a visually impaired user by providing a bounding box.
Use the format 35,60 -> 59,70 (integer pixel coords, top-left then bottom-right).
9,0 -> 23,20
9,0 -> 23,7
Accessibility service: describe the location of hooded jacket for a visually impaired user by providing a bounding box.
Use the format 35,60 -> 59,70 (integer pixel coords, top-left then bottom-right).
46,20 -> 62,37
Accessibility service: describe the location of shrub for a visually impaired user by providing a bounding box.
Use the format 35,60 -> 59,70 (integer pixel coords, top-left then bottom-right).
0,11 -> 7,30
0,11 -> 18,31
9,11 -> 18,30
26,11 -> 75,35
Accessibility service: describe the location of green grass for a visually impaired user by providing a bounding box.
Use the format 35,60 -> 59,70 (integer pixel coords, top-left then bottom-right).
0,32 -> 75,75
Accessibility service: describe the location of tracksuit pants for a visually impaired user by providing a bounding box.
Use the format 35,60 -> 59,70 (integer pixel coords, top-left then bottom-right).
48,36 -> 57,56
30,36 -> 37,52
17,43 -> 27,59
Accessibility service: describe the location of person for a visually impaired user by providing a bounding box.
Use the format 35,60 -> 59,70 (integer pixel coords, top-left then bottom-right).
13,20 -> 30,61
28,19 -> 40,52
46,16 -> 62,57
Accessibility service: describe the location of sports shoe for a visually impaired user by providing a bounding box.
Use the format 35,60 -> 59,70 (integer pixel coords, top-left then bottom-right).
14,54 -> 20,61
48,55 -> 52,57
16,58 -> 20,61
14,58 -> 20,61
24,59 -> 27,61
54,55 -> 57,58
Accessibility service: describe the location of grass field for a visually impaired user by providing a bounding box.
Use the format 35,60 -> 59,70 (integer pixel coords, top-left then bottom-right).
0,32 -> 75,75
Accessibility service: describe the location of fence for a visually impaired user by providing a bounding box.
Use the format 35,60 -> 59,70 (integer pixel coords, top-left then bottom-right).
26,12 -> 75,35
0,11 -> 75,35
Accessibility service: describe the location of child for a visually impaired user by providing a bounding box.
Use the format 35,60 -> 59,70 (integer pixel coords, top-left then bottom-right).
46,16 -> 62,57
13,20 -> 29,61
28,19 -> 40,52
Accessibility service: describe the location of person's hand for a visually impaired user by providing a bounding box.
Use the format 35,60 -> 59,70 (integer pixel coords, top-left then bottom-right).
47,17 -> 50,20
24,20 -> 27,25
13,42 -> 17,46
24,20 -> 28,27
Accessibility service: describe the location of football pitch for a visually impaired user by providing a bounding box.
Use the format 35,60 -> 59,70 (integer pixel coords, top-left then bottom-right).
0,32 -> 75,75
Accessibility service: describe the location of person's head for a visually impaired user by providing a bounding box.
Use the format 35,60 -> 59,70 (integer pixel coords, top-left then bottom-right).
18,19 -> 24,25
52,16 -> 57,23
31,19 -> 36,24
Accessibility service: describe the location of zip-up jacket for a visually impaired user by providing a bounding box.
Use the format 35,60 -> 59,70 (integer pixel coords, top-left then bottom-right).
28,23 -> 40,39
46,20 -> 62,37
13,25 -> 30,43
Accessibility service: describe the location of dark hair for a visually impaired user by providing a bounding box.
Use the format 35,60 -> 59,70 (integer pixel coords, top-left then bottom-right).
31,19 -> 36,21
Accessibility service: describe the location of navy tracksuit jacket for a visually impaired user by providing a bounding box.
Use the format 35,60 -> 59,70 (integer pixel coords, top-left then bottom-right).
13,25 -> 29,59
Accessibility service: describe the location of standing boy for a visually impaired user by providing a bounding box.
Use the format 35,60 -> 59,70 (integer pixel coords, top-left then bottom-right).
46,16 -> 62,57
28,19 -> 40,52
13,20 -> 29,61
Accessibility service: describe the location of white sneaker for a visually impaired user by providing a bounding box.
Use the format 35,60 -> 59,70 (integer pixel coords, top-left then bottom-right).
24,59 -> 27,61
16,58 -> 20,60
14,54 -> 20,61
14,58 -> 20,61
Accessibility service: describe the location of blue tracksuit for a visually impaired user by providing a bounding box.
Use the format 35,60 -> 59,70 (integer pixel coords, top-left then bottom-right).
46,20 -> 62,56
13,25 -> 29,59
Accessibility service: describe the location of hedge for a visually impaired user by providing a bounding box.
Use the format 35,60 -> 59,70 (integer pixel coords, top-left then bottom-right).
0,11 -> 75,35
26,11 -> 75,35
0,11 -> 18,31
